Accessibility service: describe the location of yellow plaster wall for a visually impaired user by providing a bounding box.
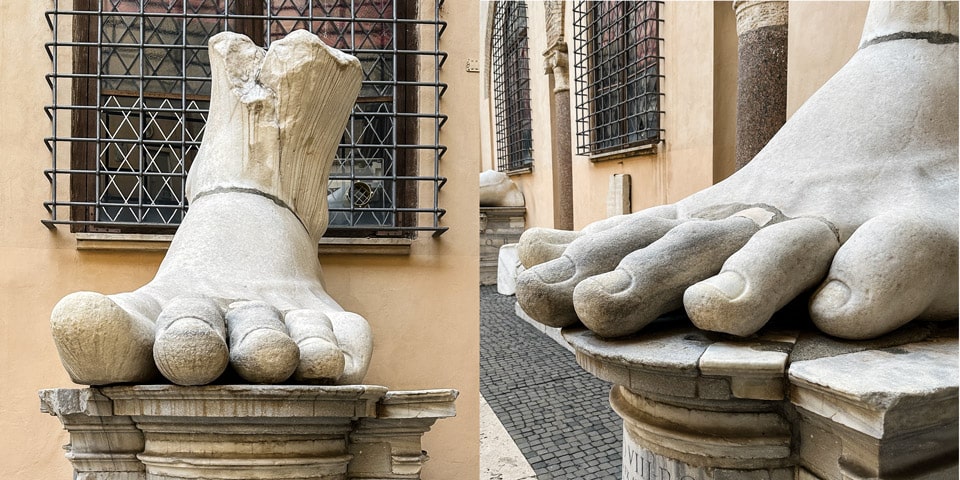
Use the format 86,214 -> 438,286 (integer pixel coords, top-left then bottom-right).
787,2 -> 869,117
479,2 -> 496,173
514,0 -> 558,229
479,0 -> 558,228
0,0 -> 479,478
569,1 -> 719,229
712,1 -> 739,184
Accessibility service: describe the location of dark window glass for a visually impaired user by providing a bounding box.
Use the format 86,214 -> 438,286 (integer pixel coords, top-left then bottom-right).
574,1 -> 662,156
45,0 -> 449,237
491,1 -> 534,173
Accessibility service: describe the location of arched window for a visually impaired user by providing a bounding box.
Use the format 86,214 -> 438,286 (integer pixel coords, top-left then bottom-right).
491,1 -> 534,172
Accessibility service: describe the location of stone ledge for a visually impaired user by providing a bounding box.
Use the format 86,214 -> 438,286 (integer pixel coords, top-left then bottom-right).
75,233 -> 413,255
103,384 -> 389,418
479,206 -> 527,216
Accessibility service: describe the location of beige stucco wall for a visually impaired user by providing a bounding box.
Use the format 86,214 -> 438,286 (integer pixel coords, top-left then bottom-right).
480,0 -> 559,228
787,2 -> 869,117
0,0 -> 479,478
713,1 -> 739,184
480,1 -> 872,233
479,2 -> 732,231
568,1 -> 722,229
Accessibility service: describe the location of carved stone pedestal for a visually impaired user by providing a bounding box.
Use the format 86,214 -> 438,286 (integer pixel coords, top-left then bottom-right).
480,206 -> 525,285
562,321 -> 958,480
40,385 -> 456,480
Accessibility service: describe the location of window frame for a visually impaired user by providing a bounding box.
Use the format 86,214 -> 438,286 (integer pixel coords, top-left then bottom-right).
490,0 -> 534,174
573,0 -> 663,158
44,0 -> 449,238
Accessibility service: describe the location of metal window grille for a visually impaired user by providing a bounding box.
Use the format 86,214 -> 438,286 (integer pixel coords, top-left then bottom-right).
573,1 -> 663,156
44,0 -> 448,237
491,1 -> 533,173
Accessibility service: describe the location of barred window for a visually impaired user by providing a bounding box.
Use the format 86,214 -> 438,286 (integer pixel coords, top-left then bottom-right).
573,1 -> 663,156
491,1 -> 533,173
44,0 -> 448,237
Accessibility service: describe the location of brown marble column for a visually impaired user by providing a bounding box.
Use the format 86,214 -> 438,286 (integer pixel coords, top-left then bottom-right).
733,1 -> 788,170
544,0 -> 574,230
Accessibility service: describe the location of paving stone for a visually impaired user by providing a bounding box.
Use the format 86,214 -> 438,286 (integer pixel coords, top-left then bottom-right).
480,285 -> 622,479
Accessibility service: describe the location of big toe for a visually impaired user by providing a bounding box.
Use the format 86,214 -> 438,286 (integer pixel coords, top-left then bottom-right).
810,214 -> 958,339
51,291 -> 158,385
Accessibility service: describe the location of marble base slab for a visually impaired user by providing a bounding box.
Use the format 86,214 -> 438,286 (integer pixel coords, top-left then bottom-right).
40,385 -> 457,480
562,320 -> 957,479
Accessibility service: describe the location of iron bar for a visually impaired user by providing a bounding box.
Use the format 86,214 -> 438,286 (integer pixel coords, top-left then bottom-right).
44,0 -> 447,237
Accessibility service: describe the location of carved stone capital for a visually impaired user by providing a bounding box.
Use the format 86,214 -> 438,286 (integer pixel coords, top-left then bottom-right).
543,43 -> 570,93
733,0 -> 788,37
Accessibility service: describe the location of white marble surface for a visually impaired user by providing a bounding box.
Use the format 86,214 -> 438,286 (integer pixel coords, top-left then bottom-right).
480,394 -> 537,480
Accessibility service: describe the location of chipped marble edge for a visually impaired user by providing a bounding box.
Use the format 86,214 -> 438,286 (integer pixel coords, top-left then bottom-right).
378,389 -> 458,419
563,325 -> 798,400
788,338 -> 959,437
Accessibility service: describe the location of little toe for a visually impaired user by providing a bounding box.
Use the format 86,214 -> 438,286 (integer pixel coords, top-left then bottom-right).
517,228 -> 584,268
51,291 -> 159,385
684,217 -> 839,336
516,215 -> 681,327
516,205 -> 677,269
574,216 -> 760,337
226,301 -> 299,383
810,214 -> 958,339
325,311 -> 373,384
154,296 -> 229,386
285,309 -> 345,384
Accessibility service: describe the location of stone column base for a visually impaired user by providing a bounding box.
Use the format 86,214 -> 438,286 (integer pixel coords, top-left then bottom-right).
40,385 -> 457,480
480,206 -> 526,286
563,321 -> 958,480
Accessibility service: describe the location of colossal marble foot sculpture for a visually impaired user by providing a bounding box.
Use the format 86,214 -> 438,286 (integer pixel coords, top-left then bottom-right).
51,31 -> 372,386
517,2 -> 958,340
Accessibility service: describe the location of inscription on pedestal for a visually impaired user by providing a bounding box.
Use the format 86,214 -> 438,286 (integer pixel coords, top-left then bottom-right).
623,437 -> 705,480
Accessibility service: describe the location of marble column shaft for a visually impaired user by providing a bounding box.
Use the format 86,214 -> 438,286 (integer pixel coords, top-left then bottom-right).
544,0 -> 574,230
734,1 -> 788,170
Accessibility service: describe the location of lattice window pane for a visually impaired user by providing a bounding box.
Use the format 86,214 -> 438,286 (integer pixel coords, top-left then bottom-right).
574,1 -> 663,156
44,0 -> 449,236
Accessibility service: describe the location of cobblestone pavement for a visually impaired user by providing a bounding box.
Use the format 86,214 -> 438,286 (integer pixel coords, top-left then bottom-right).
480,285 -> 622,479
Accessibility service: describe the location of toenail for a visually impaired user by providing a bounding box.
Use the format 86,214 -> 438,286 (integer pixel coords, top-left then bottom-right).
593,270 -> 633,295
536,256 -> 576,284
709,271 -> 747,299
814,279 -> 852,308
